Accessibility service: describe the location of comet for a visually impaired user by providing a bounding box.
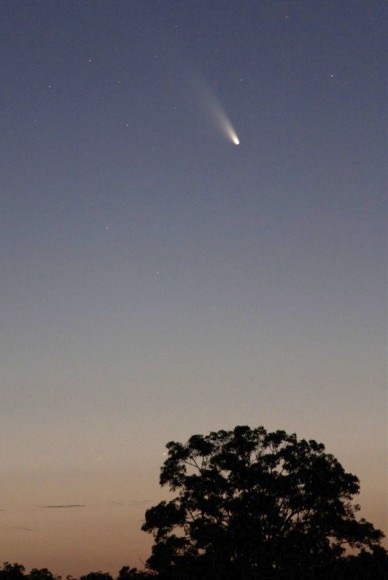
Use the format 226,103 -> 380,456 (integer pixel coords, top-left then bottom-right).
213,105 -> 240,145
192,75 -> 240,146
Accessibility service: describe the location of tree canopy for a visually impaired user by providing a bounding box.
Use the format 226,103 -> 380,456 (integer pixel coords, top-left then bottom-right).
142,425 -> 385,579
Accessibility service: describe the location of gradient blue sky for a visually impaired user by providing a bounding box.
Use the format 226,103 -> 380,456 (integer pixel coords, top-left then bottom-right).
1,0 -> 386,575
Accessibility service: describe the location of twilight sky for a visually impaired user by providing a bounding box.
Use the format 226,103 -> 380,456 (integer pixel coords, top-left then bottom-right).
1,0 -> 386,575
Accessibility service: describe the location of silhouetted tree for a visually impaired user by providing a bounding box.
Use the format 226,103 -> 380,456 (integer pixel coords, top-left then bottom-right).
29,569 -> 59,580
0,564 -> 26,580
79,573 -> 112,580
142,425 -> 385,579
116,567 -> 153,579
117,568 -> 137,580
322,546 -> 388,579
0,565 -> 155,580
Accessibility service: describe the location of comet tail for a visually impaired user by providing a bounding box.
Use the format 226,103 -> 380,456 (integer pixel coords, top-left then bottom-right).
193,76 -> 240,146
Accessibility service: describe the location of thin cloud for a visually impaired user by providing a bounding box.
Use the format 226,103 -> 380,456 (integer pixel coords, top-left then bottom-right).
39,504 -> 86,509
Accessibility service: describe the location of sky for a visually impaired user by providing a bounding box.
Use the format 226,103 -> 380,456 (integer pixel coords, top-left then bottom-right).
0,0 -> 386,575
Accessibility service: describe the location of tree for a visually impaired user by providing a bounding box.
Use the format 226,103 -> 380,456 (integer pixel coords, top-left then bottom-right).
79,573 -> 113,580
117,567 -> 153,579
0,564 -> 26,580
142,425 -> 386,579
117,568 -> 138,580
328,546 -> 388,578
29,570 -> 59,580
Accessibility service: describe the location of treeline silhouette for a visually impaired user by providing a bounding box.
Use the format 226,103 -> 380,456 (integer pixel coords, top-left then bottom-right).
1,551 -> 388,580
3,426 -> 387,579
0,564 -> 150,580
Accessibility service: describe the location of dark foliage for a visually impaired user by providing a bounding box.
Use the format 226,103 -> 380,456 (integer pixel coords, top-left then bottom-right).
142,425 -> 386,579
79,573 -> 113,580
0,564 -> 26,580
0,566 -> 153,580
117,567 -> 153,579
